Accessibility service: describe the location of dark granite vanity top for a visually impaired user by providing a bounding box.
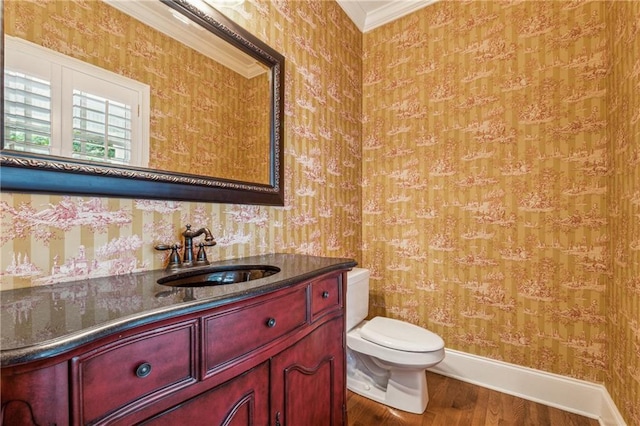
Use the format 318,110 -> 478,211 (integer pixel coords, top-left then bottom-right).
0,254 -> 357,367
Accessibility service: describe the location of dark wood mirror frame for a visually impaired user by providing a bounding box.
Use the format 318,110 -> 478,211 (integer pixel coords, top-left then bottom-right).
0,0 -> 285,206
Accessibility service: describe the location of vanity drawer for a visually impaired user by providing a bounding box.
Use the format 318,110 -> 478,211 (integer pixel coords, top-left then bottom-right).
203,286 -> 307,375
73,320 -> 198,425
310,274 -> 342,321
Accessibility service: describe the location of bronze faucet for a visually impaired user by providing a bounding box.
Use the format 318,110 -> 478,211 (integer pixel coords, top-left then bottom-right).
155,224 -> 216,270
181,224 -> 216,267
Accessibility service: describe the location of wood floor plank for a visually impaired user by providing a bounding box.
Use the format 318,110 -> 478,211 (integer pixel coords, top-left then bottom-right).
502,392 -> 526,424
468,377 -> 490,425
547,405 -> 598,426
483,386 -> 503,425
347,372 -> 600,426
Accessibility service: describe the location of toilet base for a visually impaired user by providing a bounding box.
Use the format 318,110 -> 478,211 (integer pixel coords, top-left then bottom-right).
347,368 -> 429,414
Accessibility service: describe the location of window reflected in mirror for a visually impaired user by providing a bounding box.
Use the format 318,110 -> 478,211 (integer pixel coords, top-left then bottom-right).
5,36 -> 149,167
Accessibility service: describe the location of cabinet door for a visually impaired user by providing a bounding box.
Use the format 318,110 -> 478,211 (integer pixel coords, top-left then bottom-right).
270,317 -> 345,426
1,362 -> 69,426
140,362 -> 269,426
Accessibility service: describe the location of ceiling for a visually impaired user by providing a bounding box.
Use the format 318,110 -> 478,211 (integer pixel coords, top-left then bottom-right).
336,0 -> 438,33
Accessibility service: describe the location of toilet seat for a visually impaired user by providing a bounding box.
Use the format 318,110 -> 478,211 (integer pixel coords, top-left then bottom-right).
347,323 -> 444,367
360,317 -> 444,352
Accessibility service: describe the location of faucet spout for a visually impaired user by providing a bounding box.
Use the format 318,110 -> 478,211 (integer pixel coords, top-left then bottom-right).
183,225 -> 214,240
182,224 -> 215,266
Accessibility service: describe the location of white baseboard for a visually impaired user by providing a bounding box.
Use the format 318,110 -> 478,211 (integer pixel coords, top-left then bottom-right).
428,348 -> 626,426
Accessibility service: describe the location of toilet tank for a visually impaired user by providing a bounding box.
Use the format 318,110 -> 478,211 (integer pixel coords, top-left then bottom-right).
346,268 -> 370,331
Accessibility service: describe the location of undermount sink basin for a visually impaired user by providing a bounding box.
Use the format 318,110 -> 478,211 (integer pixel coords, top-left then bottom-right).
157,265 -> 281,287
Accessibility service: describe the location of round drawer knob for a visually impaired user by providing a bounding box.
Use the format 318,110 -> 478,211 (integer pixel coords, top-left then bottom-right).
322,291 -> 330,299
135,362 -> 152,378
266,317 -> 277,328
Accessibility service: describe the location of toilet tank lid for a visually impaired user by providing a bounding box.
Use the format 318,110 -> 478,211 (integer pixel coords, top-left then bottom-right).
361,317 -> 444,352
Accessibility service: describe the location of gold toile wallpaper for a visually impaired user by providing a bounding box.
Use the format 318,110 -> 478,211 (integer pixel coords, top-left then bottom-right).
1,0 -> 638,423
4,0 -> 271,183
606,1 -> 640,423
361,1 -> 638,423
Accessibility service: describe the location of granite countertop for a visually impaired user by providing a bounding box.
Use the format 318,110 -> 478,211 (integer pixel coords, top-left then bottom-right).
0,254 -> 357,367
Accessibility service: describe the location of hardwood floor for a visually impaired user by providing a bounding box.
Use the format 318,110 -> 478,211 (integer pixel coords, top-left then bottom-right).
346,372 -> 600,426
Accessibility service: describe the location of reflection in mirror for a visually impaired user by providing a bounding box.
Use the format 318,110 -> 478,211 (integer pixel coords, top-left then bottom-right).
1,0 -> 284,205
4,0 -> 272,184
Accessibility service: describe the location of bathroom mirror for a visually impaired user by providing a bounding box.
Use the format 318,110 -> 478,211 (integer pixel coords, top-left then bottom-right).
1,0 -> 285,205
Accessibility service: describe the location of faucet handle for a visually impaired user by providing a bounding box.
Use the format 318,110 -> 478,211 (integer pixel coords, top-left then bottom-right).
155,243 -> 182,270
194,241 -> 216,266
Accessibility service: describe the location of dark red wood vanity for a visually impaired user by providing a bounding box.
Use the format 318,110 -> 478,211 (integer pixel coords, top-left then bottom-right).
1,254 -> 356,425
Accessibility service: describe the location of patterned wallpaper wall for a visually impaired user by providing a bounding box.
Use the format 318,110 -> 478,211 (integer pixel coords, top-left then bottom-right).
1,0 -> 363,289
239,72 -> 272,183
2,0 -> 638,423
4,0 -> 270,184
361,1 -> 637,423
606,1 -> 640,423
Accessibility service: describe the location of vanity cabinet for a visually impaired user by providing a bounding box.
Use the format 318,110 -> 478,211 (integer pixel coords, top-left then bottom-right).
1,269 -> 348,426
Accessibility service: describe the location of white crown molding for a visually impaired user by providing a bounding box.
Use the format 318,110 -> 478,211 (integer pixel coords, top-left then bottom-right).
335,1 -> 368,32
103,0 -> 266,79
337,0 -> 438,33
429,349 -> 627,426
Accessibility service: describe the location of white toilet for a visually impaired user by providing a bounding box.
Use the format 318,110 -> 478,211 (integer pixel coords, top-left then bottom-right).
346,268 -> 445,414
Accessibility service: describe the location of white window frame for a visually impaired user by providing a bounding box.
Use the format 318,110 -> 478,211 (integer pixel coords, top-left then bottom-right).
4,36 -> 150,167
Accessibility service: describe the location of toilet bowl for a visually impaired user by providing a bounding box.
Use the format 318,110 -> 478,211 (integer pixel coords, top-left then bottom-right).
346,268 -> 445,414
